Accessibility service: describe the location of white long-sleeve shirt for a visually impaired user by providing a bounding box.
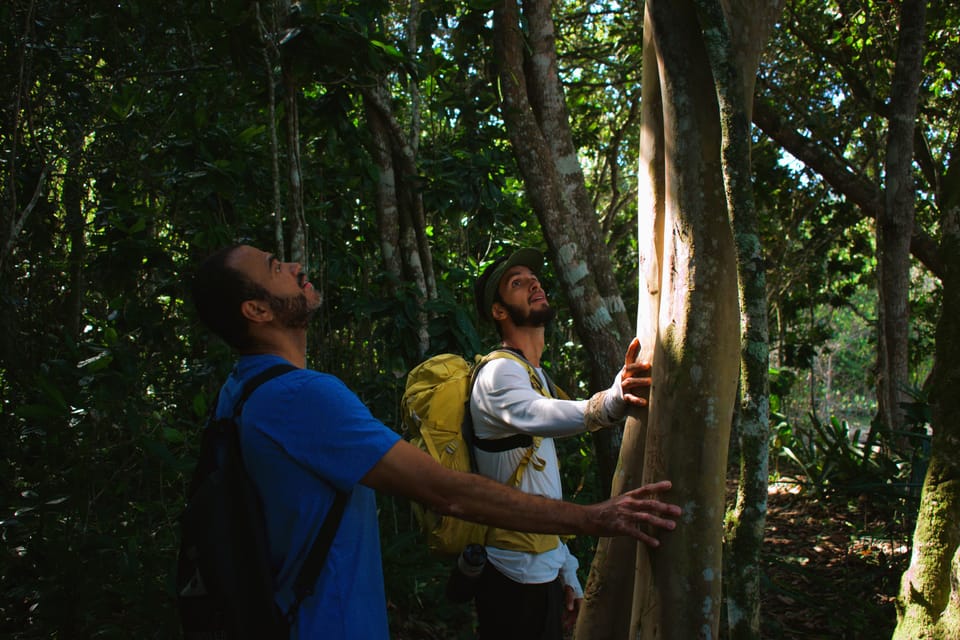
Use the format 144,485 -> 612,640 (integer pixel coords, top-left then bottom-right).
468,355 -> 591,595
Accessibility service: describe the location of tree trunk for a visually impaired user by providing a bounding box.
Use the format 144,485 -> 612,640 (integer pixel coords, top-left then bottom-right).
894,233 -> 960,637
894,114 -> 960,640
631,5 -> 741,638
876,0 -> 925,449
492,0 -> 631,492
256,1 -> 285,259
365,100 -> 405,291
362,82 -> 434,358
693,1 -> 784,638
282,64 -> 307,266
578,1 -> 779,636
577,12 -> 664,636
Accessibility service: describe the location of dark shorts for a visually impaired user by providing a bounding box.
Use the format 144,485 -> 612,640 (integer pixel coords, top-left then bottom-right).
474,563 -> 564,640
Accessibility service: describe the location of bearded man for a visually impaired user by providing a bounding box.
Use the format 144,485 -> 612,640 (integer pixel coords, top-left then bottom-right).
190,244 -> 677,640
469,248 -> 651,640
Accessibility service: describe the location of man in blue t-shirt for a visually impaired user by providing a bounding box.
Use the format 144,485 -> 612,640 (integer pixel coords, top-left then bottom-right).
192,244 -> 682,639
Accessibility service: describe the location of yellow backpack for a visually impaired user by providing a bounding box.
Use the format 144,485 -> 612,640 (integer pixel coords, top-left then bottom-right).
400,349 -> 562,556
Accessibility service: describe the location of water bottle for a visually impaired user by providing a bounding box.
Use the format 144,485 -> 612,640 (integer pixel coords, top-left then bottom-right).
445,543 -> 487,602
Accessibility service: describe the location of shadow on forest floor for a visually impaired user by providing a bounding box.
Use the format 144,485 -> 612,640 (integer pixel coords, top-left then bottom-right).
389,481 -> 916,640
757,482 -> 914,640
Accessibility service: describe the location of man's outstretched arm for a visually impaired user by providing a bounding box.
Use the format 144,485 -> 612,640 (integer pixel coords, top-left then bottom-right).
362,439 -> 681,546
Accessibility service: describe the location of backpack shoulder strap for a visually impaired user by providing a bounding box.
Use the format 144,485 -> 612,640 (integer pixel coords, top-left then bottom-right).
478,349 -> 547,396
232,363 -> 299,416
289,491 -> 348,619
466,349 -> 556,455
229,362 -> 348,621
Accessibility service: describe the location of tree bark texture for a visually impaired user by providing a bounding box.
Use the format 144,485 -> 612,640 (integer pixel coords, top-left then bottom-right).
365,100 -> 404,290
282,64 -> 307,267
521,0 -> 631,344
256,1 -> 285,260
894,127 -> 960,640
693,1 -> 783,638
492,0 -> 633,491
633,3 -> 741,638
876,0 -> 926,444
579,2 -> 742,638
577,11 -> 664,638
363,88 -> 432,357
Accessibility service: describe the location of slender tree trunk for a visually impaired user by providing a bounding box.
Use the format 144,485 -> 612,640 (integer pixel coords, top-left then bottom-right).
876,0 -> 925,450
282,63 -> 307,266
521,0 -> 631,344
692,0 -> 783,637
362,82 -> 433,357
492,0 -> 631,492
577,11 -> 664,636
365,101 -> 404,290
256,1 -> 285,259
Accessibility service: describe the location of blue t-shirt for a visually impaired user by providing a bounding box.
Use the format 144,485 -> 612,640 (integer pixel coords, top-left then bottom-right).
215,354 -> 401,639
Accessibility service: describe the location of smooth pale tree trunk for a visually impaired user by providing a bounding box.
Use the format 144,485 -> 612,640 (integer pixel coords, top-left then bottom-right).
577,12 -> 664,638
580,1 -> 742,638
632,4 -> 741,637
631,4 -> 740,638
363,83 -> 434,358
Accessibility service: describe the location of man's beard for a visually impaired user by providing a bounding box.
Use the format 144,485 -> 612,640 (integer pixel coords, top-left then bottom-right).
266,292 -> 316,329
502,300 -> 556,328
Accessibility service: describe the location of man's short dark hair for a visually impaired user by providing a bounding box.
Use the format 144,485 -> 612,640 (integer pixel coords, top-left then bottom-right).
192,244 -> 269,350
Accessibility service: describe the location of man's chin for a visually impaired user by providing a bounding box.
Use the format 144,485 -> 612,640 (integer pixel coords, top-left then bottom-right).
526,307 -> 556,327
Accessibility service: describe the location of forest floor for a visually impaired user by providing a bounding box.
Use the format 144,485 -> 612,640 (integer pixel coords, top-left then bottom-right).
390,479 -> 918,640
757,481 -> 915,639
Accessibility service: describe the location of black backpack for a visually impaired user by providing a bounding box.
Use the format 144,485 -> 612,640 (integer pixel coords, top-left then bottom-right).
176,364 -> 348,639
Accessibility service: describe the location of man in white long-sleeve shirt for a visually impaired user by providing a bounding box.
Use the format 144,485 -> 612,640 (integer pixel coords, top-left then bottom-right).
469,248 -> 652,640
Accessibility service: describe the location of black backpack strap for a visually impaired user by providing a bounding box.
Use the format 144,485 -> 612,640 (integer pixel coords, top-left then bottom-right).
473,432 -> 533,452
230,362 -> 349,622
288,490 -> 348,618
232,363 -> 300,417
464,348 -> 552,461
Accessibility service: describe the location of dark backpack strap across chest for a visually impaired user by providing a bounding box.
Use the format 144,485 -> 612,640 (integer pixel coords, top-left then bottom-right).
466,348 -> 557,455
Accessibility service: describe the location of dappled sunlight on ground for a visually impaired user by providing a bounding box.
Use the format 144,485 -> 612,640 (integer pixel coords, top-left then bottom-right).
756,481 -> 913,639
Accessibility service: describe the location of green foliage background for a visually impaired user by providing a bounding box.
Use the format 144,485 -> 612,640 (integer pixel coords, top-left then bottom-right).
1,0 -> 954,637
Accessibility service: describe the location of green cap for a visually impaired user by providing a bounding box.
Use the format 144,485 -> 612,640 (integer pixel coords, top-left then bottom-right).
475,248 -> 544,321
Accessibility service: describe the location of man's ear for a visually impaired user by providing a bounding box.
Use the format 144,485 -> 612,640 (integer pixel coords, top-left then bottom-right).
491,302 -> 508,321
240,299 -> 273,324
